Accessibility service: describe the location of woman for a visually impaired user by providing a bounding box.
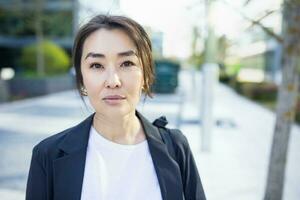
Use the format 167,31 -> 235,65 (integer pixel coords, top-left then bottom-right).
26,15 -> 206,200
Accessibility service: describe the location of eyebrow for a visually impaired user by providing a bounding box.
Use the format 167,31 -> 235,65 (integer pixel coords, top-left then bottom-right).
84,50 -> 138,60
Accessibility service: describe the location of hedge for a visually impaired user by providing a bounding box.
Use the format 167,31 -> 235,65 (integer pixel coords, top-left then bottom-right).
20,40 -> 70,75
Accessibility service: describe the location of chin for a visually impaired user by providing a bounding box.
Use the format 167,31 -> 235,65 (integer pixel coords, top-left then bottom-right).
98,105 -> 135,117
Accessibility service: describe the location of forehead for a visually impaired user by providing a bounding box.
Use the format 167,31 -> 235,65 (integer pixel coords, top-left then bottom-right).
82,28 -> 137,56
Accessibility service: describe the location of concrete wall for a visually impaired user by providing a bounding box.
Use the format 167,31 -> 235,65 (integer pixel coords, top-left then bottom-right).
4,74 -> 76,101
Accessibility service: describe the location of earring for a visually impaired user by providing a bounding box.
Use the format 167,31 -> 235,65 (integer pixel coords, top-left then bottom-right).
81,86 -> 88,96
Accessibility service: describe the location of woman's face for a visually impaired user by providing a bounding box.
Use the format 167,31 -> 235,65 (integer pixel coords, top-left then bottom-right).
80,28 -> 144,117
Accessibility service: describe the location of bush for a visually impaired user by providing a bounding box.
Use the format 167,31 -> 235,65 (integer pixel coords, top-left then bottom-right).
240,82 -> 278,102
228,76 -> 300,124
219,63 -> 231,84
225,58 -> 242,76
187,53 -> 204,70
219,72 -> 231,84
20,40 -> 70,75
220,59 -> 241,84
228,76 -> 243,92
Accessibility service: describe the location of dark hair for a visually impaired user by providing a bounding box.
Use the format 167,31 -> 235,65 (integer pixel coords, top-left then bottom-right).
72,15 -> 154,99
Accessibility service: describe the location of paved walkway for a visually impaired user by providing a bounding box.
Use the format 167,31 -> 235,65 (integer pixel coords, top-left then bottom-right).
0,70 -> 299,200
177,71 -> 300,200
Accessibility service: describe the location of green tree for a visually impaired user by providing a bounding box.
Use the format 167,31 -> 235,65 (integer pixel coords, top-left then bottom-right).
188,26 -> 205,69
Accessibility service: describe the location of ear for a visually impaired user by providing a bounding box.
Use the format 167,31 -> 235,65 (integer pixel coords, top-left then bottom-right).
142,77 -> 146,91
80,86 -> 88,96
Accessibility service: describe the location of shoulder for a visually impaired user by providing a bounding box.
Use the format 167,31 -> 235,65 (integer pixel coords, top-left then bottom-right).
151,115 -> 190,150
32,126 -> 75,160
33,126 -> 72,152
32,113 -> 94,157
151,115 -> 188,146
167,128 -> 190,151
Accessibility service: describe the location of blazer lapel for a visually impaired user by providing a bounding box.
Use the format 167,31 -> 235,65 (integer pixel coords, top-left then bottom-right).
137,111 -> 184,200
53,113 -> 95,200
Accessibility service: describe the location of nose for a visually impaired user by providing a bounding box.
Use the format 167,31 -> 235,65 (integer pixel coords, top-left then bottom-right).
104,69 -> 121,89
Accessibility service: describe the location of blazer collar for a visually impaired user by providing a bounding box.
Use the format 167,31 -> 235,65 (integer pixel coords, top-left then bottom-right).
57,112 -> 95,154
54,111 -> 184,200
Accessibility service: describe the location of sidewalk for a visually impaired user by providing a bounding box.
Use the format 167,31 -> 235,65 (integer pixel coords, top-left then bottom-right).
177,71 -> 300,200
0,70 -> 299,200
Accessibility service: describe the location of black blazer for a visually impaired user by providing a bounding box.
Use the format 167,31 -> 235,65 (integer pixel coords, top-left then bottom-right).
26,111 -> 206,200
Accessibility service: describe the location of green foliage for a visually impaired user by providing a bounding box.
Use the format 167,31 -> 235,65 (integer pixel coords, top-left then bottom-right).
187,53 -> 204,69
0,8 -> 72,37
42,11 -> 73,37
238,82 -> 278,102
231,81 -> 300,124
0,8 -> 35,36
219,66 -> 231,83
20,40 -> 70,75
218,58 -> 242,84
226,61 -> 242,76
219,58 -> 241,83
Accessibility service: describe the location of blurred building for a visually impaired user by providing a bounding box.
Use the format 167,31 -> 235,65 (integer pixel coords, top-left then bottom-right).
0,0 -> 78,71
229,33 -> 282,84
144,27 -> 164,58
225,0 -> 283,84
78,0 -> 121,23
150,31 -> 163,58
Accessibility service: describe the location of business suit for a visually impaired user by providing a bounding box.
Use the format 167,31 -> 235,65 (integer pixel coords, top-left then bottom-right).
26,111 -> 206,200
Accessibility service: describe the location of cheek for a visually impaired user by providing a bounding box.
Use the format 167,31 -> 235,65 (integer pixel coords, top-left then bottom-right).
82,71 -> 105,93
81,71 -> 92,89
128,71 -> 144,95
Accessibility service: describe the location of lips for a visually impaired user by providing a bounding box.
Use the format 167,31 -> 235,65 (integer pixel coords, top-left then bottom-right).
102,95 -> 126,106
102,95 -> 126,100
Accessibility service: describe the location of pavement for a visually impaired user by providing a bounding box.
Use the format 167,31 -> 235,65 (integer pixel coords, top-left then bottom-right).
0,69 -> 299,200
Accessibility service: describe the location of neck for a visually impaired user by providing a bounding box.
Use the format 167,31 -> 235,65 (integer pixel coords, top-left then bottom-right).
92,111 -> 145,145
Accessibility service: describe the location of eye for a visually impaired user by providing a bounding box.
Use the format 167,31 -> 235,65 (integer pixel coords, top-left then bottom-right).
90,63 -> 103,69
121,61 -> 135,67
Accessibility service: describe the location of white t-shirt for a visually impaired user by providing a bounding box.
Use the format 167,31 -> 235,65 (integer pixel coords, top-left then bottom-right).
80,126 -> 163,200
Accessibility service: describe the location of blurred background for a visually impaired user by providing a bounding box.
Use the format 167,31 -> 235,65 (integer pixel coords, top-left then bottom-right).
0,0 -> 299,199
